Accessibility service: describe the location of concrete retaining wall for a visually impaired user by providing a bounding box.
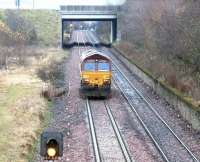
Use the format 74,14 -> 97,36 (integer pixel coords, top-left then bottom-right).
112,48 -> 200,130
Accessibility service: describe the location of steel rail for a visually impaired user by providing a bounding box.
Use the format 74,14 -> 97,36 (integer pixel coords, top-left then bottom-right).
81,32 -> 132,161
86,32 -> 169,161
79,31 -> 101,162
85,32 -> 175,161
79,30 -> 199,161
111,59 -> 199,162
87,31 -> 99,45
112,79 -> 170,162
81,30 -> 90,51
85,30 -> 96,48
87,31 -> 159,162
86,99 -> 101,162
104,101 -> 133,162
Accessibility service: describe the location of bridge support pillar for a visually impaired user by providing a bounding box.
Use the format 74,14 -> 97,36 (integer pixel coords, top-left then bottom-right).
61,19 -> 64,48
110,19 -> 117,43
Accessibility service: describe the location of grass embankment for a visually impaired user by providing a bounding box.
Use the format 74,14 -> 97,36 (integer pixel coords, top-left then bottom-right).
0,48 -> 67,162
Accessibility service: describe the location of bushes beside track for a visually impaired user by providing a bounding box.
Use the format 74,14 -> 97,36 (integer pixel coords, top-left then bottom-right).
113,45 -> 200,110
0,10 -> 60,70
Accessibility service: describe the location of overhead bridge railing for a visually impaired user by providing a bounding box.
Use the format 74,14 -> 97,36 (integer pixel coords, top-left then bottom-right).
60,5 -> 120,14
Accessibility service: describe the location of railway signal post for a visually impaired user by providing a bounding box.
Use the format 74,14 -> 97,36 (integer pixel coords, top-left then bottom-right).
40,131 -> 63,161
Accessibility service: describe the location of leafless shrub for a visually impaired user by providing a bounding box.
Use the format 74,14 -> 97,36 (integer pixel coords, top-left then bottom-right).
166,73 -> 179,89
0,10 -> 40,70
37,58 -> 65,86
178,81 -> 192,94
41,85 -> 67,101
5,10 -> 37,44
0,25 -> 12,69
149,62 -> 166,78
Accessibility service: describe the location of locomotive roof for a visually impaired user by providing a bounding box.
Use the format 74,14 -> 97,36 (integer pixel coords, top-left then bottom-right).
81,49 -> 110,62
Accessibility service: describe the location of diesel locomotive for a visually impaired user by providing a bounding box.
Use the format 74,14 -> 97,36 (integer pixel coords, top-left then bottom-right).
79,49 -> 112,98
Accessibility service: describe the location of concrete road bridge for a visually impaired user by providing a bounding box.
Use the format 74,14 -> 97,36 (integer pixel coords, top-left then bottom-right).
59,5 -> 120,48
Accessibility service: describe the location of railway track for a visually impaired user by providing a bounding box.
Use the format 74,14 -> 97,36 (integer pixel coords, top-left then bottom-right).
111,58 -> 199,162
77,30 -> 199,161
105,101 -> 132,162
86,99 -> 133,162
86,99 -> 101,162
77,32 -> 132,161
86,31 -> 199,161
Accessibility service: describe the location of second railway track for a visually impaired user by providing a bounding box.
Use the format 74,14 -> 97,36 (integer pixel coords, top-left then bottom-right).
111,59 -> 199,162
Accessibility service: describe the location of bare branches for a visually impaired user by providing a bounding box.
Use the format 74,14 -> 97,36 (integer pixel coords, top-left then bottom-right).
118,0 -> 200,99
120,0 -> 200,70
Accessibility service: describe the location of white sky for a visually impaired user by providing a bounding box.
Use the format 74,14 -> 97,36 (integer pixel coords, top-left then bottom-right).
0,0 -> 126,9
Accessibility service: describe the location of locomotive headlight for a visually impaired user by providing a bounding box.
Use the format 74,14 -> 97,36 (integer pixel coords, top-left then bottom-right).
47,147 -> 56,157
104,78 -> 110,81
83,78 -> 89,82
104,79 -> 111,84
84,78 -> 89,81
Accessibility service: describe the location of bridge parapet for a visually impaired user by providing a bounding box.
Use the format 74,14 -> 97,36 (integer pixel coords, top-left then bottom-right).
60,5 -> 120,15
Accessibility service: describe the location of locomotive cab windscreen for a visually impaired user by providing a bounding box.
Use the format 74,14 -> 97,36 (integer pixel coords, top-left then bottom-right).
83,59 -> 110,72
83,60 -> 96,71
98,61 -> 110,71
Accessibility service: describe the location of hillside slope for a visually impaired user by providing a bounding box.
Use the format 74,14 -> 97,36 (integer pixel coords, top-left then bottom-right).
19,10 -> 60,46
118,0 -> 200,101
0,10 -> 60,46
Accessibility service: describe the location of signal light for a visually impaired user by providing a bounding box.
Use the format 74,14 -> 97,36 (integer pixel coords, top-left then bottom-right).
40,131 -> 63,160
47,147 -> 56,157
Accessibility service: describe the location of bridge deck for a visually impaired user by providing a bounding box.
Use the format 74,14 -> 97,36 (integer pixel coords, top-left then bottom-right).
60,5 -> 119,15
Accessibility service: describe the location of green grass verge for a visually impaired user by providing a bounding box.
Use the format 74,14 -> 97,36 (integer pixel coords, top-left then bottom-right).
0,84 -> 35,161
0,84 -> 31,133
26,101 -> 53,161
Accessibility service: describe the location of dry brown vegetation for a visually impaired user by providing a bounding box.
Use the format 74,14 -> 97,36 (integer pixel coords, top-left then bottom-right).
0,47 -> 67,162
0,10 -> 66,161
118,0 -> 200,101
0,20 -> 25,69
0,9 -> 61,70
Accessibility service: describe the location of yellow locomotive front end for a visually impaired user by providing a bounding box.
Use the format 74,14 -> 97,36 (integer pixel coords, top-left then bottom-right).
80,51 -> 111,98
